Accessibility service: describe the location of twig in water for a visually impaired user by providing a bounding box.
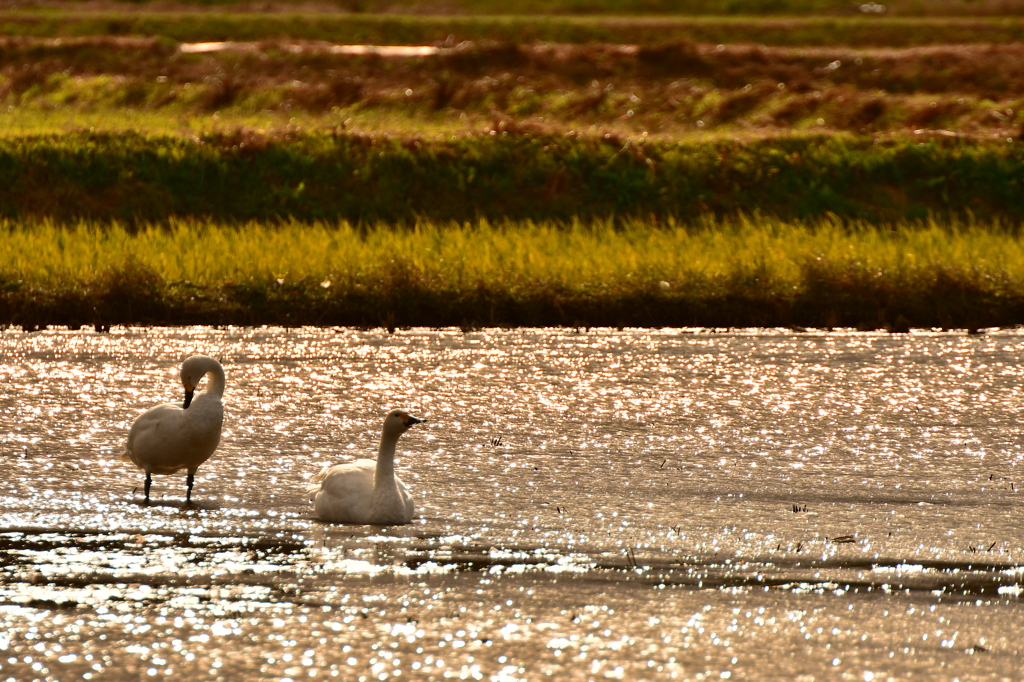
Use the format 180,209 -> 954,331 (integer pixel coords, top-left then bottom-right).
792,504 -> 807,513
832,535 -> 856,544
987,541 -> 997,552
660,459 -> 667,469
491,436 -> 503,447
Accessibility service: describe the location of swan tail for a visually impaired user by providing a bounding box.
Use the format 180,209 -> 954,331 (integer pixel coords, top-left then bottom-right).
309,464 -> 333,483
306,465 -> 332,499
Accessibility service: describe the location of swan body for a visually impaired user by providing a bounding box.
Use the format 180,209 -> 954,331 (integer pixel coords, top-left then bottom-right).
307,409 -> 425,525
124,355 -> 225,502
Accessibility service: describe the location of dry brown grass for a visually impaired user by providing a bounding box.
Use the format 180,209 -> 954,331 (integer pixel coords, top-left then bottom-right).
7,37 -> 1024,94
2,38 -> 1023,137
3,0 -> 1024,15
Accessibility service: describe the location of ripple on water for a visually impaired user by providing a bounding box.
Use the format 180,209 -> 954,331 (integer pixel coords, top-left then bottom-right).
1,326 -> 1023,679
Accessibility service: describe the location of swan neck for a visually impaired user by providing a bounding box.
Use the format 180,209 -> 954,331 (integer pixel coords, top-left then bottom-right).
204,362 -> 226,399
374,430 -> 399,488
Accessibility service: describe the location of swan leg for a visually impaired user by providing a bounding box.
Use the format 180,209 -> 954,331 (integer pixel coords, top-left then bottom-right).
144,473 -> 152,502
186,471 -> 195,502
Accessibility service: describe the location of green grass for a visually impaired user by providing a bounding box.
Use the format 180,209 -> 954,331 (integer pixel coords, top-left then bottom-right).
1,131 -> 1023,225
4,217 -> 1024,329
4,4 -> 1024,330
4,12 -> 1024,46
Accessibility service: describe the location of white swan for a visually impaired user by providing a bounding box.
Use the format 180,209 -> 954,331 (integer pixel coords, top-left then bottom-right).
307,409 -> 426,525
123,355 -> 225,503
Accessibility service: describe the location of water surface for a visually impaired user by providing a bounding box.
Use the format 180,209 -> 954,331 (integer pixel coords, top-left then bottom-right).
1,327 -> 1022,680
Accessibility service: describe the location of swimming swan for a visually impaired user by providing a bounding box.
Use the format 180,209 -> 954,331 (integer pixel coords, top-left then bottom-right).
307,409 -> 426,525
124,355 -> 225,503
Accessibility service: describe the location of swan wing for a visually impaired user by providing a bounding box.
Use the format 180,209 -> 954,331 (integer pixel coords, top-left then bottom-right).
310,459 -> 376,523
396,475 -> 415,520
125,399 -> 223,474
125,402 -> 187,471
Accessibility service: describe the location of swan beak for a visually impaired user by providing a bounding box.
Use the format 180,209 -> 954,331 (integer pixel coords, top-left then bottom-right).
404,415 -> 426,426
183,388 -> 195,409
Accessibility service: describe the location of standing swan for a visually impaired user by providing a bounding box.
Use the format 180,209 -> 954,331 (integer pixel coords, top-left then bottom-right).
307,409 -> 425,525
124,355 -> 225,503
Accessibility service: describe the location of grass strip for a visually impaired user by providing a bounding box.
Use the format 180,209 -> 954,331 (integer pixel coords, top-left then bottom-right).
4,217 -> 1024,330
5,40 -> 1024,139
0,131 -> 1022,225
16,0 -> 1015,17
3,13 -> 1024,47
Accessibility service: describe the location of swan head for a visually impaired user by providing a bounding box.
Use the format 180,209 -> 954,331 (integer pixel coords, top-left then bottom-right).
180,355 -> 215,409
383,409 -> 426,438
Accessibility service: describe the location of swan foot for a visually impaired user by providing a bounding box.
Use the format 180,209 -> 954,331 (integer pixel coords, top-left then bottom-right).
186,471 -> 195,502
144,473 -> 152,502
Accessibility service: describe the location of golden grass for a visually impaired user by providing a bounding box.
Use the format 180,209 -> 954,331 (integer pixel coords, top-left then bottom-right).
4,215 -> 1024,301
5,215 -> 1024,329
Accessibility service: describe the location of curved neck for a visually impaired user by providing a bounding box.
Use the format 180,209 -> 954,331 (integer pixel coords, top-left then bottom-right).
202,362 -> 226,399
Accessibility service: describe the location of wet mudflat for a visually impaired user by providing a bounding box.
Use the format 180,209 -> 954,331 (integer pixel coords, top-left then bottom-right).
1,326 -> 1022,680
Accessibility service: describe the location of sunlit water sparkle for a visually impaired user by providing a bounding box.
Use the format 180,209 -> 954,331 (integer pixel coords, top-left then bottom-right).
1,326 -> 1023,680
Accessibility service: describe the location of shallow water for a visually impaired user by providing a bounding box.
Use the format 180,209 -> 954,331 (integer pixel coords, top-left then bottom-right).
1,326 -> 1023,681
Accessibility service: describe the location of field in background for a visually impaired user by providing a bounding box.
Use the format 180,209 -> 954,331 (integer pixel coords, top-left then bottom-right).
3,0 -> 1021,16
2,0 -> 1023,328
5,14 -> 1024,45
2,38 -> 1023,141
1,133 -> 1023,224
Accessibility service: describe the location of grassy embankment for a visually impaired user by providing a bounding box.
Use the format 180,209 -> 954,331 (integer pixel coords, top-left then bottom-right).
2,133 -> 1024,329
2,39 -> 1022,140
1,133 -> 1022,224
6,217 -> 1024,331
3,5 -> 1024,329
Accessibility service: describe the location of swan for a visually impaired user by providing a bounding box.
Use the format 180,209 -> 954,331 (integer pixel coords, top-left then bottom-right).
123,355 -> 225,503
307,409 -> 426,525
